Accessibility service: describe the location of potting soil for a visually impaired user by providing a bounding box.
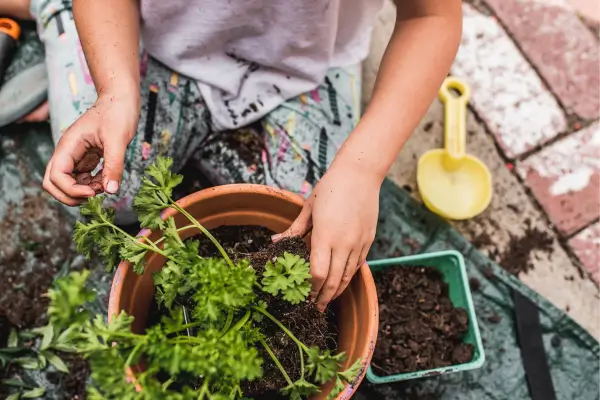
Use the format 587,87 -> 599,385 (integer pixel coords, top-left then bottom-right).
372,266 -> 474,376
0,28 -> 598,400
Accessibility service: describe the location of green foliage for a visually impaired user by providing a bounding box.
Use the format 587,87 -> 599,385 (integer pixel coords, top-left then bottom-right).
74,196 -> 148,272
262,252 -> 312,304
306,347 -> 345,384
133,157 -> 183,229
281,378 -> 319,400
47,270 -> 94,330
19,157 -> 359,400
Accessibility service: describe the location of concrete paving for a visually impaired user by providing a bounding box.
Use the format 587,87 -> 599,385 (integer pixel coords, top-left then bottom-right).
363,0 -> 600,339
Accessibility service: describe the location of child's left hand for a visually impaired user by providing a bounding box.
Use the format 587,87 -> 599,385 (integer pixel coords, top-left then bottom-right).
273,160 -> 381,311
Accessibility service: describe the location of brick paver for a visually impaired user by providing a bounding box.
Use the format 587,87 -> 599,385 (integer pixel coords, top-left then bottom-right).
486,0 -> 600,120
453,4 -> 567,159
569,222 -> 600,284
518,122 -> 600,236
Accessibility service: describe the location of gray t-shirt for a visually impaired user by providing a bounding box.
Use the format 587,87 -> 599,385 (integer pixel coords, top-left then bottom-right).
140,0 -> 383,130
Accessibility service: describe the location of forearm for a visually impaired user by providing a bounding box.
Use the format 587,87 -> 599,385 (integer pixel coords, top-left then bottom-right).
334,1 -> 462,180
73,0 -> 141,105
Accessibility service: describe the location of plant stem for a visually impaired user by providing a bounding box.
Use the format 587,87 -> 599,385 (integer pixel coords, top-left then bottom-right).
102,217 -> 170,259
168,201 -> 234,268
259,338 -> 293,386
197,380 -> 209,400
153,225 -> 197,245
228,311 -> 251,334
219,311 -> 234,335
252,307 -> 308,353
166,321 -> 204,335
298,342 -> 305,379
124,342 -> 143,367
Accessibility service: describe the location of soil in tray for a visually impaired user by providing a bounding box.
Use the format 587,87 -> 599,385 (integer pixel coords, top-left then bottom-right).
148,226 -> 338,398
372,266 -> 474,376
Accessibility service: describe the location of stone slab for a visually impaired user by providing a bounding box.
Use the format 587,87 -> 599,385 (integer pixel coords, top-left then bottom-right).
452,4 -> 568,159
518,122 -> 600,236
486,0 -> 600,120
569,222 -> 600,284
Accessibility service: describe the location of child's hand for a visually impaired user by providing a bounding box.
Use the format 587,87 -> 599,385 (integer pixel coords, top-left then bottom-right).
43,94 -> 139,206
273,161 -> 381,311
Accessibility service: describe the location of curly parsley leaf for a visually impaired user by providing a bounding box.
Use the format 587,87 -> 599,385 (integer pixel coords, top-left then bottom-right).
262,252 -> 312,304
47,270 -> 94,330
281,378 -> 319,400
306,347 -> 346,384
191,259 -> 257,322
325,377 -> 346,400
132,157 -> 183,229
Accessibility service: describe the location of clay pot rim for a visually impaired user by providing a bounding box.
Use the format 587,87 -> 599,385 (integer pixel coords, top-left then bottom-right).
108,183 -> 379,399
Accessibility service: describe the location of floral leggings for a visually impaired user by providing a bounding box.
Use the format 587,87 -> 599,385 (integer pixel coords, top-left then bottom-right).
33,0 -> 362,223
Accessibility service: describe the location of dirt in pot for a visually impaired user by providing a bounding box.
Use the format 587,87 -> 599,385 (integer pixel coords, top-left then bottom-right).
372,266 -> 474,376
148,226 -> 338,398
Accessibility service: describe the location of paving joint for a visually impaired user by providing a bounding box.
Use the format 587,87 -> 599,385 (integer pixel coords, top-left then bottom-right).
465,103 -> 595,284
514,118 -> 600,163
473,0 -> 599,125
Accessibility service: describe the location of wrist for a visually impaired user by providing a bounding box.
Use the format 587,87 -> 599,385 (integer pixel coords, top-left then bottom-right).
330,151 -> 387,184
97,84 -> 141,110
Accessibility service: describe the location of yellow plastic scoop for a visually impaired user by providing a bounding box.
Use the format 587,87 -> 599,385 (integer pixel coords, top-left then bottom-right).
417,77 -> 492,220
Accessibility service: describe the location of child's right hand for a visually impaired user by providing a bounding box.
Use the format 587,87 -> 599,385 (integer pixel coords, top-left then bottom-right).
43,94 -> 140,206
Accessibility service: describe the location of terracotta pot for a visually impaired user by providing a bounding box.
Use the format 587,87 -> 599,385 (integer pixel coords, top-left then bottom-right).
108,184 -> 379,399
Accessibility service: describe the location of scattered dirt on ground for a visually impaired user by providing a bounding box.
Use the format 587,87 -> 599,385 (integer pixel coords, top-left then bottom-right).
187,226 -> 337,397
372,266 -> 474,376
469,220 -> 554,276
487,313 -> 502,324
469,277 -> 481,292
0,193 -> 90,398
0,193 -> 74,328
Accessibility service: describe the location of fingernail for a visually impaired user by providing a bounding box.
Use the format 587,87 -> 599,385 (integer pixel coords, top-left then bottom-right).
106,180 -> 119,194
271,233 -> 282,242
318,306 -> 326,313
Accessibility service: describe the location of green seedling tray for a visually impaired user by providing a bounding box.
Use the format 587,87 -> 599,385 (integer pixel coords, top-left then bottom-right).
366,250 -> 485,384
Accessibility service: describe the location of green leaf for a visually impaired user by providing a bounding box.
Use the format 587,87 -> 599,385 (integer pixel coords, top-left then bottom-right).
133,157 -> 183,229
262,261 -> 290,295
338,357 -> 362,382
281,378 -> 319,400
37,353 -> 47,369
306,347 -> 345,384
6,393 -> 21,400
325,377 -> 346,400
261,252 -> 312,304
43,351 -> 70,373
119,240 -> 148,275
15,357 -> 40,370
1,379 -> 30,388
40,324 -> 54,350
22,387 -> 45,398
46,270 -> 94,330
8,328 -> 18,348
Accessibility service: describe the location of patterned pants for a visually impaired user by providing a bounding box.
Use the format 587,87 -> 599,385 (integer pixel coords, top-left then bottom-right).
33,0 -> 361,223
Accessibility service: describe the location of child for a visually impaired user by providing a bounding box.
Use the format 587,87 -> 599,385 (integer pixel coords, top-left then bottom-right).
2,0 -> 462,310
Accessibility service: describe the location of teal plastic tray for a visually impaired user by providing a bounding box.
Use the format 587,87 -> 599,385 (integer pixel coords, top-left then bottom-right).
366,250 -> 485,384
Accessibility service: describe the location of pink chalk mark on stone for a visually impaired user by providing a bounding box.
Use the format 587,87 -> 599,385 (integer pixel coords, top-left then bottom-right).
518,122 -> 600,235
453,4 -> 567,158
569,222 -> 600,284
486,0 -> 600,119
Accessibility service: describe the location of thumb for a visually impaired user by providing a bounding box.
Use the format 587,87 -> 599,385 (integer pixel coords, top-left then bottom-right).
272,203 -> 313,243
102,139 -> 127,194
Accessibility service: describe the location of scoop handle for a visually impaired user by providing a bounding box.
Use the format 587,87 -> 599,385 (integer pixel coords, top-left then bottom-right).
438,77 -> 470,170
